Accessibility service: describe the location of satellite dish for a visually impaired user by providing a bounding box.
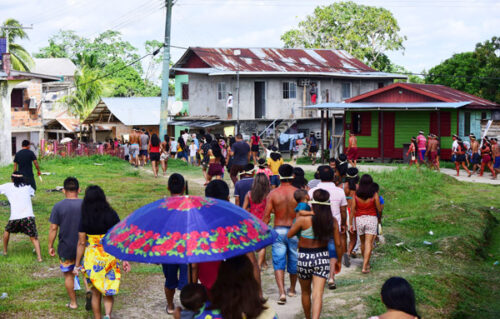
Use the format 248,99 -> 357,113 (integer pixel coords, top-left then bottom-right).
169,101 -> 183,114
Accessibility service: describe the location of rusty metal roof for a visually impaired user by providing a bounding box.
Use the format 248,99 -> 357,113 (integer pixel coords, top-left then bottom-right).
347,82 -> 498,107
175,47 -> 384,74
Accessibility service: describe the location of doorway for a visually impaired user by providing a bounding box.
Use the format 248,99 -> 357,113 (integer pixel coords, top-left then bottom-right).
380,112 -> 396,159
254,81 -> 266,119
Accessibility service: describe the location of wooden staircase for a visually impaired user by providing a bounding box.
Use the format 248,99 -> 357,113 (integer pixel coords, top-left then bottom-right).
260,119 -> 297,150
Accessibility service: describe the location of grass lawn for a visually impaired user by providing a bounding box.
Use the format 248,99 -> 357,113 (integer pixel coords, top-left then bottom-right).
0,156 -> 498,318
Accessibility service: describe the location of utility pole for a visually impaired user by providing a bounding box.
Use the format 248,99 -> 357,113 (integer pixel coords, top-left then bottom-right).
234,49 -> 241,134
159,0 -> 173,139
1,25 -> 33,53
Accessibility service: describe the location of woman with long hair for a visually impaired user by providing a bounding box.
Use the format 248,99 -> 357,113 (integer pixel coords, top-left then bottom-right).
149,133 -> 161,177
243,173 -> 271,269
369,277 -> 420,319
338,167 -> 359,266
0,172 -> 42,261
160,134 -> 170,176
194,254 -> 277,319
455,138 -> 472,177
177,135 -> 189,162
288,189 -> 342,319
349,174 -> 381,274
74,186 -> 130,319
406,137 -> 418,168
250,132 -> 263,164
206,140 -> 225,185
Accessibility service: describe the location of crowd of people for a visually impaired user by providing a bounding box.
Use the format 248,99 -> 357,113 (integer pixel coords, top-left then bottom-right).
0,137 -> 427,319
406,131 -> 499,179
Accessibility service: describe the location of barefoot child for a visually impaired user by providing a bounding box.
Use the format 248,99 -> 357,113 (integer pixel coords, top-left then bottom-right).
294,189 -> 311,213
406,137 -> 418,168
0,172 -> 42,261
48,177 -> 91,310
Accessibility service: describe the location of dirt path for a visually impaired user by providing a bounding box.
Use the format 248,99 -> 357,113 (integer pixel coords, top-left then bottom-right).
296,164 -> 500,185
114,169 -> 383,318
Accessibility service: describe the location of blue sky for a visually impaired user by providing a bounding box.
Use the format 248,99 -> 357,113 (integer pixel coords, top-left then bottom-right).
5,0 -> 500,74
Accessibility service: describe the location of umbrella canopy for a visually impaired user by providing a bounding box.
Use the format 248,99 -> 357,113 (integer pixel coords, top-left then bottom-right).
102,195 -> 277,264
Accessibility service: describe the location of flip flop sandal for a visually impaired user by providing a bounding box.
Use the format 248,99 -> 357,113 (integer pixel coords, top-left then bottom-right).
277,296 -> 287,305
65,303 -> 77,310
166,306 -> 175,314
343,253 -> 351,267
286,288 -> 296,297
328,280 -> 337,290
85,291 -> 92,311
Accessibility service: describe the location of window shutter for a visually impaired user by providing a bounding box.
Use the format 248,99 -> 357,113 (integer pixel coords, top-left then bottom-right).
360,112 -> 372,136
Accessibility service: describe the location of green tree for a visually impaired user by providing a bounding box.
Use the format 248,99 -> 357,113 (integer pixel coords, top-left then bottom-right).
36,30 -> 162,97
281,1 -> 406,71
425,36 -> 500,103
1,18 -> 35,71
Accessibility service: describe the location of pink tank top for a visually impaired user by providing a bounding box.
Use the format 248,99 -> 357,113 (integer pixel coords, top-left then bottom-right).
248,192 -> 267,220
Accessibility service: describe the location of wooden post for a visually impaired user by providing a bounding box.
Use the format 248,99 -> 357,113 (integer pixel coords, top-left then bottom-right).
380,112 -> 384,163
302,85 -> 307,118
320,110 -> 325,163
325,110 -> 329,159
331,114 -> 335,158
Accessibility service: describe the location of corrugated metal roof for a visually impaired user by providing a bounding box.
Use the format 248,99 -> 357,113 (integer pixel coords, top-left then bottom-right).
168,120 -> 221,128
305,102 -> 471,110
33,58 -> 77,77
176,47 -> 386,74
402,83 -> 498,106
84,97 -> 162,126
347,82 -> 498,106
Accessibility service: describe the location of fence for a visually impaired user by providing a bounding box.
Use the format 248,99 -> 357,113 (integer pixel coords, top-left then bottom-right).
40,139 -> 124,159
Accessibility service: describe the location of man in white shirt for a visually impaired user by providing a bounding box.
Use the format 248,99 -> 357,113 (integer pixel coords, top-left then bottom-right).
451,134 -> 459,162
308,165 -> 347,289
0,172 -> 41,261
226,92 -> 233,120
182,130 -> 189,145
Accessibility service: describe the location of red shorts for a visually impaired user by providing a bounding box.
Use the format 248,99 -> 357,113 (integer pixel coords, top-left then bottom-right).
482,155 -> 491,164
347,147 -> 358,161
429,151 -> 437,163
311,94 -> 317,104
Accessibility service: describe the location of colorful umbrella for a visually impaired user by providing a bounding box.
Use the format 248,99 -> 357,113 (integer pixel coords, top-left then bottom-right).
102,195 -> 277,264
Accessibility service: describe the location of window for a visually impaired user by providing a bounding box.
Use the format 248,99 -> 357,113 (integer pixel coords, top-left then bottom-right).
464,112 -> 471,136
378,82 -> 384,89
11,89 -> 24,108
429,111 -> 451,136
282,81 -> 297,99
181,83 -> 189,101
217,82 -> 226,100
481,112 -> 490,120
341,82 -> 351,100
350,112 -> 371,136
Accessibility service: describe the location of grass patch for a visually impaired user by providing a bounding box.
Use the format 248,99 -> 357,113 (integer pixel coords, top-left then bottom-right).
0,157 -> 498,318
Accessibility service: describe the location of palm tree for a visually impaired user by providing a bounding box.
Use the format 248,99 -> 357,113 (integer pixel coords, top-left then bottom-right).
1,18 -> 34,71
61,56 -> 106,139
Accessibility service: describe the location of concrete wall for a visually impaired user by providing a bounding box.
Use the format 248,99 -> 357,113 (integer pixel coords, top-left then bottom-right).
0,81 -> 14,165
186,75 -> 385,120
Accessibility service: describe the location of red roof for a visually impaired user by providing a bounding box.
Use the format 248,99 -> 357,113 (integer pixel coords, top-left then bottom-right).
347,82 -> 498,107
175,47 -> 375,73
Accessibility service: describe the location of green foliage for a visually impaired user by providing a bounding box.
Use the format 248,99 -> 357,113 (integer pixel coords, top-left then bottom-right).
60,55 -> 106,125
1,18 -> 34,71
281,1 -> 406,71
35,30 -> 162,97
426,36 -> 500,103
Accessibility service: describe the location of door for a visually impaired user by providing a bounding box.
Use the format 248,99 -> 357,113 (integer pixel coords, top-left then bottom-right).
380,112 -> 396,160
254,81 -> 266,119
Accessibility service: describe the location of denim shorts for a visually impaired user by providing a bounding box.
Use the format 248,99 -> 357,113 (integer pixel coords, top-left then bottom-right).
270,175 -> 281,187
162,264 -> 188,289
272,226 -> 298,274
327,239 -> 338,259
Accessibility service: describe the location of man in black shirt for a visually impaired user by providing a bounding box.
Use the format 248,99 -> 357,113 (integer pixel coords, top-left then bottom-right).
229,134 -> 250,185
13,140 -> 41,191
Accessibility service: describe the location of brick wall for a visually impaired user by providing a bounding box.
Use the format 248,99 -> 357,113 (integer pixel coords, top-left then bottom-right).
11,79 -> 43,128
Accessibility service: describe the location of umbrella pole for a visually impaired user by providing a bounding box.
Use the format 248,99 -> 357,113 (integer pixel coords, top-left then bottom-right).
188,263 -> 193,283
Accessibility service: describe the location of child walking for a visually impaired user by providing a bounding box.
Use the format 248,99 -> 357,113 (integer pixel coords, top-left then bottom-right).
256,158 -> 272,179
267,147 -> 284,188
189,140 -> 198,166
48,177 -> 91,310
0,172 -> 42,261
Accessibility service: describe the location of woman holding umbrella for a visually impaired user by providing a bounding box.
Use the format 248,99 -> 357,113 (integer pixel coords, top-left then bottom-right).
74,186 -> 130,319
287,189 -> 342,319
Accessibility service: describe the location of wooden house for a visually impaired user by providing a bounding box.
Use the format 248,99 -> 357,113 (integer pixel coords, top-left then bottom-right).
305,83 -> 500,161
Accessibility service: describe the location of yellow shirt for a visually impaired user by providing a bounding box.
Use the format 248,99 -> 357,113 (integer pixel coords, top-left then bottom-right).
267,157 -> 284,175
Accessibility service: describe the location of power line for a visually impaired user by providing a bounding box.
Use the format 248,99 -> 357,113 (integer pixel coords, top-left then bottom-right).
169,45 -> 500,80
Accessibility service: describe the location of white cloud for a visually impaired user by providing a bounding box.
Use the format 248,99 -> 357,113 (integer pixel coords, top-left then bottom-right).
3,0 -> 498,76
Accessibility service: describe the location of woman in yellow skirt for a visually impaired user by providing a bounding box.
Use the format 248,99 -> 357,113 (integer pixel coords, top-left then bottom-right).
74,186 -> 130,319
